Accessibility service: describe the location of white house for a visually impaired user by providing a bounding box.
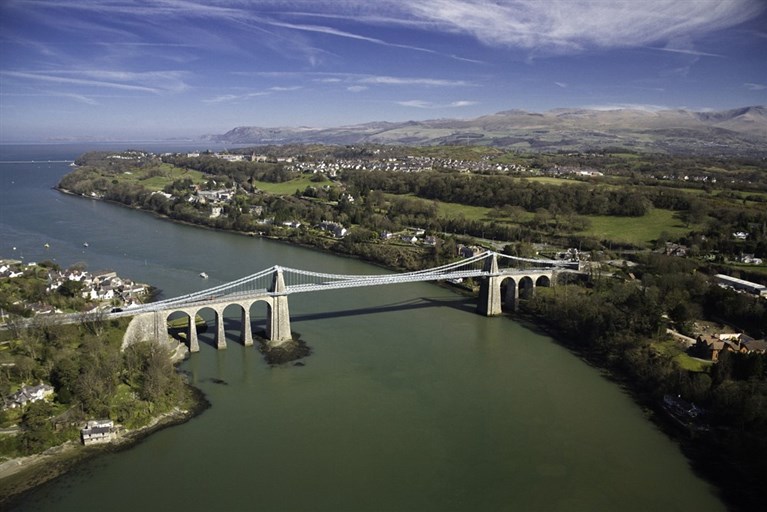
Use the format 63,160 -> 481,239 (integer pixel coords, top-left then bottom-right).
5,383 -> 54,409
81,420 -> 116,445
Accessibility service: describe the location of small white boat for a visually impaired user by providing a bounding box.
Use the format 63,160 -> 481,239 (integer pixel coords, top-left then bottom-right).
83,242 -> 89,247
44,243 -> 50,248
199,272 -> 209,279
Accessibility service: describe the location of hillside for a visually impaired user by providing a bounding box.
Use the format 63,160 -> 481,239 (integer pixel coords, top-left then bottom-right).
208,106 -> 767,155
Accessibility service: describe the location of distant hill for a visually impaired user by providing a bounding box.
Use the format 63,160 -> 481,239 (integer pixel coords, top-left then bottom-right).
207,106 -> 767,155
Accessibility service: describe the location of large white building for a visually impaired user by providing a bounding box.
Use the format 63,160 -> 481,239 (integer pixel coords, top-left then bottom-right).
715,274 -> 767,297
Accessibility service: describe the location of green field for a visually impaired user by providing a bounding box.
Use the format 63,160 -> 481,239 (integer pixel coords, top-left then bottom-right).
435,201 -> 493,221
386,193 -> 688,246
579,208 -> 690,246
119,163 -> 207,190
652,340 -> 713,372
252,175 -> 334,195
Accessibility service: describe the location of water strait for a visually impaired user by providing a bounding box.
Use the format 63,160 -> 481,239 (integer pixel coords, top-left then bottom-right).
0,144 -> 725,511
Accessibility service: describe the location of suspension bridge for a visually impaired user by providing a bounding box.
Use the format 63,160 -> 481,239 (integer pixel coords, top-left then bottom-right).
119,251 -> 573,353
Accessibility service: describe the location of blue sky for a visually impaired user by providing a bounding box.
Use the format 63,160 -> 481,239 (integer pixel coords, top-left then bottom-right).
1,0 -> 766,141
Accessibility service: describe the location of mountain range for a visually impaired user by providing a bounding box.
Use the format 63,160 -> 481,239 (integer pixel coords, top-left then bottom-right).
208,106 -> 767,156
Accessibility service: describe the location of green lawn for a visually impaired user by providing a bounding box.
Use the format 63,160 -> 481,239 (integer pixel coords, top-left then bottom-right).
579,208 -> 690,246
651,340 -> 713,372
434,201 -> 493,221
118,164 -> 207,190
252,175 -> 334,195
518,176 -> 575,186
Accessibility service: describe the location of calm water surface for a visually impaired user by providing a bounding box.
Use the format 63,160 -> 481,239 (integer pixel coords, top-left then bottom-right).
0,145 -> 725,511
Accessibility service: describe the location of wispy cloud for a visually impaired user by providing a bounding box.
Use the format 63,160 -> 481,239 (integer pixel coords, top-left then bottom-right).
202,86 -> 303,104
649,46 -> 723,58
360,76 -> 470,86
744,82 -> 766,91
1,70 -> 188,93
399,0 -> 765,54
397,99 -> 477,109
202,92 -> 270,104
269,86 -> 302,92
580,103 -> 671,112
554,82 -> 568,88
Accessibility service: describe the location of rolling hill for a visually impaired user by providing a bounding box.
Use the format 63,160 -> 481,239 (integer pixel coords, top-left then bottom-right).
207,106 -> 767,155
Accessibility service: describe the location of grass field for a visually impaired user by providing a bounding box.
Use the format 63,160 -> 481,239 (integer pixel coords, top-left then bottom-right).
517,176 -> 576,186
434,201 -> 493,221
383,194 -> 533,224
118,163 -> 207,190
579,208 -> 690,246
251,175 -> 334,195
652,340 -> 713,372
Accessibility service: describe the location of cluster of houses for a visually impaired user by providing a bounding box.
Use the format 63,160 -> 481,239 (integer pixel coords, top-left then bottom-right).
381,228 -> 438,246
45,268 -> 149,307
654,174 -> 717,184
3,383 -> 118,446
547,165 -> 604,178
1,261 -> 149,315
693,332 -> 767,361
3,383 -> 54,409
288,155 -> 527,176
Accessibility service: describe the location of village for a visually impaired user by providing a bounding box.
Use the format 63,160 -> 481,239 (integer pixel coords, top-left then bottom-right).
0,259 -> 149,317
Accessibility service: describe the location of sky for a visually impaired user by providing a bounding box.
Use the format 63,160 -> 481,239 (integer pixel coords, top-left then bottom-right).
1,0 -> 766,142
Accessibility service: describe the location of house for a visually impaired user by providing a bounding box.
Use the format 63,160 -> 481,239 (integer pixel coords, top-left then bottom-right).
81,420 -> 116,445
663,243 -> 688,257
740,254 -> 763,265
318,221 -> 347,238
5,383 -> 54,409
209,205 -> 223,218
458,245 -> 483,258
693,333 -> 766,361
401,235 -> 418,244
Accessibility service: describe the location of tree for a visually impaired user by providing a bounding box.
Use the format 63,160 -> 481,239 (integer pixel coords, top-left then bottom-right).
56,279 -> 84,298
19,401 -> 56,454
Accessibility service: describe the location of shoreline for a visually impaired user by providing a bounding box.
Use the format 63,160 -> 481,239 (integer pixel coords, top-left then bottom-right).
0,384 -> 210,509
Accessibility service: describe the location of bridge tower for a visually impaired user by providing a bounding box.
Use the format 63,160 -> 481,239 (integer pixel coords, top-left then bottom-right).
477,253 -> 503,316
266,267 -> 292,346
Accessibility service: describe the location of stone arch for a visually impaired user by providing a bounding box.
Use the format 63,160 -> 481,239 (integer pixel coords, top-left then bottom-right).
167,310 -> 196,350
248,298 -> 272,340
222,303 -> 249,347
519,276 -> 535,300
500,276 -> 518,312
191,306 -> 223,350
535,274 -> 551,287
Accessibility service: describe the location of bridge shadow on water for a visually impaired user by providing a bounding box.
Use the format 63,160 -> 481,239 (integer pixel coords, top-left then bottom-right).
188,296 -> 477,349
289,295 -> 476,324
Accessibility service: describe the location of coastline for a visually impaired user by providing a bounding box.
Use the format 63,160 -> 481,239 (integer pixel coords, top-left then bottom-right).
0,384 -> 210,509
